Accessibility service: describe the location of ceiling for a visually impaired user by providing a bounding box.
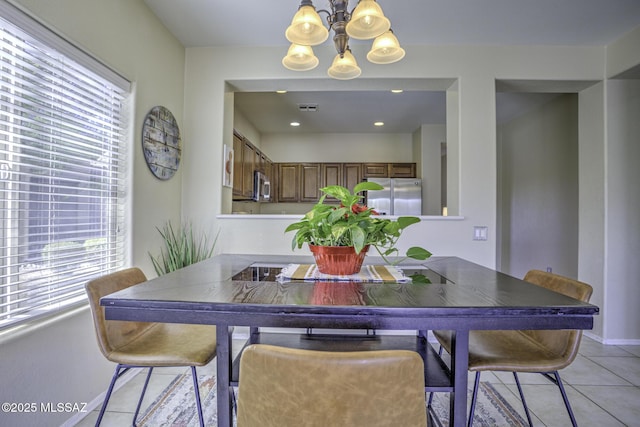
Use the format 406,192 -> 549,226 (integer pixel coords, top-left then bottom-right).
144,0 -> 640,133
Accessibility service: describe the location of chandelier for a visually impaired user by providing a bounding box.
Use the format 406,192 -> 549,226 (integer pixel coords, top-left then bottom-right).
282,0 -> 405,80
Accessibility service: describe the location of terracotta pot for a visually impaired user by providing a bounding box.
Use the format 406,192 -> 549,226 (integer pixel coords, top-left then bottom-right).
309,245 -> 369,275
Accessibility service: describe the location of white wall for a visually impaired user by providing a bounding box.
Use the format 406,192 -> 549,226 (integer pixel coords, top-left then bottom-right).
498,94 -> 579,280
261,132 -> 414,162
184,44 -> 605,271
578,82 -> 606,338
2,1 -> 186,425
604,79 -> 640,342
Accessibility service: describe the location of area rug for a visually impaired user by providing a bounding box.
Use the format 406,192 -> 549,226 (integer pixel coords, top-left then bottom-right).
138,369 -> 527,426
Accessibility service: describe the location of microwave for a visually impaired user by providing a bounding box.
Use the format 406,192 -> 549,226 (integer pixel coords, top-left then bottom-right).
253,171 -> 271,202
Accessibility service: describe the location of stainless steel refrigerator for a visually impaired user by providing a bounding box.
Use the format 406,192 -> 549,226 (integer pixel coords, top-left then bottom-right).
365,178 -> 422,216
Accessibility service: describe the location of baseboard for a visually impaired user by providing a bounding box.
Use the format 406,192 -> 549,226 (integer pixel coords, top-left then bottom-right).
584,331 -> 640,346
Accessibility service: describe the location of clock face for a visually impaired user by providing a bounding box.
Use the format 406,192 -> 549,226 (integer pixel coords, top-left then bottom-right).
141,106 -> 181,180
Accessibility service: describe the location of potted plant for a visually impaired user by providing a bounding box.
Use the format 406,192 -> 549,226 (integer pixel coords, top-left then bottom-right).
149,221 -> 219,276
285,182 -> 431,276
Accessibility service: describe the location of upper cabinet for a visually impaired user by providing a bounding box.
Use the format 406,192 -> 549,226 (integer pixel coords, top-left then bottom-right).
232,130 -> 272,201
363,163 -> 416,178
273,162 -> 416,203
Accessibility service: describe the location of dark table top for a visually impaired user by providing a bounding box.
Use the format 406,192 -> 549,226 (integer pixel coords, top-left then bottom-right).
101,255 -> 598,331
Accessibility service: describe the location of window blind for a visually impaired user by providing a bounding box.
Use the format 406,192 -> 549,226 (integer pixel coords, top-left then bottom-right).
0,10 -> 128,329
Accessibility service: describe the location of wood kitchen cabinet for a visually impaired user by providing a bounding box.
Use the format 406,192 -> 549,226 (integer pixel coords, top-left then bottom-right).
232,130 -> 273,201
363,163 -> 389,178
275,163 -> 321,202
389,163 -> 416,178
232,132 -> 244,197
276,163 -> 300,202
241,139 -> 256,199
343,163 -> 363,191
300,164 -> 321,202
272,162 -> 414,203
363,162 -> 417,178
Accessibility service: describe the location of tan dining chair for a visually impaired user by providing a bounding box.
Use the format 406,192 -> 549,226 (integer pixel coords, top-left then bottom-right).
85,267 -> 217,427
432,269 -> 593,427
236,344 -> 428,427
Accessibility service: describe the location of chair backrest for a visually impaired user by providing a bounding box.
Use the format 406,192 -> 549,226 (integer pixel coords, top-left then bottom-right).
522,269 -> 593,368
85,267 -> 151,360
236,344 -> 427,427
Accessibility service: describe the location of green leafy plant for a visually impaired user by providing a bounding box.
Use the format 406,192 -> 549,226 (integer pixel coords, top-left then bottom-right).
149,221 -> 218,276
285,182 -> 431,267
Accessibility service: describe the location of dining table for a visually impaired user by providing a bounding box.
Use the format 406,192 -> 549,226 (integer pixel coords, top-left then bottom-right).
100,254 -> 599,427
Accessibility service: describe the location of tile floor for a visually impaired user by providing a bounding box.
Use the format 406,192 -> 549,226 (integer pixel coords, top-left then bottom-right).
72,335 -> 640,427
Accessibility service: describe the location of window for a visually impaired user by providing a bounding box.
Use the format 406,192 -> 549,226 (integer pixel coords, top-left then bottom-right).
0,5 -> 130,329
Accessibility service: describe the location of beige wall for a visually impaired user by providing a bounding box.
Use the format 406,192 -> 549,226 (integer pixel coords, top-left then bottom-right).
498,94 -> 579,280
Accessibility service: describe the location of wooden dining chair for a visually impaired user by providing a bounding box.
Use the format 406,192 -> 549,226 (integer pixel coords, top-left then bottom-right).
432,269 -> 593,427
236,344 -> 428,427
85,267 -> 217,426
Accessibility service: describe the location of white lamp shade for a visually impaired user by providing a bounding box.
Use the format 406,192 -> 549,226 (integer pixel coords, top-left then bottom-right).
327,50 -> 362,80
285,5 -> 329,46
282,44 -> 319,71
366,30 -> 405,64
345,0 -> 390,40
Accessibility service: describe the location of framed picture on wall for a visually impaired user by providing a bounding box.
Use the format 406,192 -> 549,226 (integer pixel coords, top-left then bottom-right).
223,144 -> 234,187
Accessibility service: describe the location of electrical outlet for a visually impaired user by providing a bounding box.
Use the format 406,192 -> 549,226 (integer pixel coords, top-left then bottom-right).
473,226 -> 488,241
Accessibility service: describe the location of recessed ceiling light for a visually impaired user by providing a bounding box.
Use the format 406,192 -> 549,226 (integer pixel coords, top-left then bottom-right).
276,90 -> 287,94
374,121 -> 384,127
391,89 -> 403,93
290,121 -> 300,127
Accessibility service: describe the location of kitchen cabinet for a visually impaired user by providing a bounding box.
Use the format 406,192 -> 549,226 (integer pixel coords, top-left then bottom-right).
275,163 -> 321,202
363,162 -> 417,178
241,139 -> 256,199
363,163 -> 389,178
300,164 -> 321,202
343,163 -> 363,191
276,163 -> 299,202
273,162 -> 414,203
390,163 -> 416,178
232,132 -> 244,197
232,130 -> 272,201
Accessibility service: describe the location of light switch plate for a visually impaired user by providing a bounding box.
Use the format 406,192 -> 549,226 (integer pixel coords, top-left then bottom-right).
473,226 -> 488,241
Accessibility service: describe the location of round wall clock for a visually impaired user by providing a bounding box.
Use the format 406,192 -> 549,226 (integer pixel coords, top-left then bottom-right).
142,105 -> 182,180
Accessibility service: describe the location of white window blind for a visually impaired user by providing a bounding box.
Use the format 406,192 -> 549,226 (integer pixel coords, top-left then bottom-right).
0,8 -> 129,329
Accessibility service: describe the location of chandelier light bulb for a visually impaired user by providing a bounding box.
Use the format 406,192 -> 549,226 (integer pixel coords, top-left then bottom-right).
282,43 -> 319,71
327,50 -> 362,80
285,5 -> 329,46
346,0 -> 390,40
367,30 -> 405,64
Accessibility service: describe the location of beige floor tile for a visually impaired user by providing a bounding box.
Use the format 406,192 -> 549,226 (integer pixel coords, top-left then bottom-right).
576,385 -> 640,426
70,337 -> 640,427
588,355 -> 640,386
507,384 -> 626,427
560,354 -> 633,386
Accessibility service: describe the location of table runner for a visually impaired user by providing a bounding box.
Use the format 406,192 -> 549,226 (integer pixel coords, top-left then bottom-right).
277,264 -> 410,283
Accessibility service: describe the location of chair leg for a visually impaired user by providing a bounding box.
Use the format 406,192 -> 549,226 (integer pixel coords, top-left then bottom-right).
467,372 -> 481,427
513,372 -> 534,427
191,366 -> 205,427
95,364 -> 125,426
132,367 -> 154,426
552,371 -> 578,427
